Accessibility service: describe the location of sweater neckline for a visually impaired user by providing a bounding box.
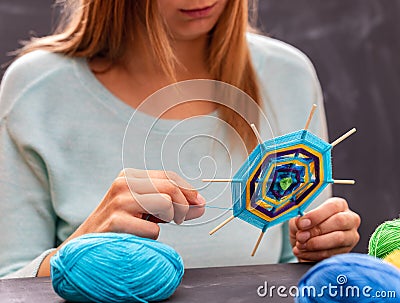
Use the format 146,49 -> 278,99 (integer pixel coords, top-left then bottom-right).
73,57 -> 219,134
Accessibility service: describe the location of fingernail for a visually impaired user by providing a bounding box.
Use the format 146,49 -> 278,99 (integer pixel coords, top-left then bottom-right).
297,231 -> 310,243
176,218 -> 184,225
299,218 -> 311,229
196,193 -> 206,205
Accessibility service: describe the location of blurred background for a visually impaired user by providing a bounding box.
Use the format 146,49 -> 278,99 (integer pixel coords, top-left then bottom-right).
1,0 -> 399,253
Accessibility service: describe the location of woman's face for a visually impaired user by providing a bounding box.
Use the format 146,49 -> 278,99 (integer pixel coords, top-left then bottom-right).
157,0 -> 229,41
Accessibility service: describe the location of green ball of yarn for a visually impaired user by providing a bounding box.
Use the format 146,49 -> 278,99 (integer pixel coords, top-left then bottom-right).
368,218 -> 400,259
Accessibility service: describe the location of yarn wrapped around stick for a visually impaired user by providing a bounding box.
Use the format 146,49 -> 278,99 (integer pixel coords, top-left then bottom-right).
50,233 -> 184,303
296,253 -> 400,303
368,218 -> 400,259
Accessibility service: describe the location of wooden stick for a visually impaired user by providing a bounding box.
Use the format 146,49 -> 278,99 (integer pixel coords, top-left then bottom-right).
304,104 -> 317,130
333,179 -> 356,185
202,179 -> 232,182
251,230 -> 266,257
330,128 -> 356,147
250,123 -> 264,145
209,215 -> 235,235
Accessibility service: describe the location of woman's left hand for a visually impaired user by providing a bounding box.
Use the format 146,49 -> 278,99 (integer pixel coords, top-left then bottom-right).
289,197 -> 361,262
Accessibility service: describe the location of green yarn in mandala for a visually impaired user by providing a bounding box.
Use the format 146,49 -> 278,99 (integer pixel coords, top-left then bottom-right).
279,177 -> 293,191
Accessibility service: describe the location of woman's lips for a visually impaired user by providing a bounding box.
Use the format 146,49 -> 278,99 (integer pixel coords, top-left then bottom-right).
180,3 -> 217,19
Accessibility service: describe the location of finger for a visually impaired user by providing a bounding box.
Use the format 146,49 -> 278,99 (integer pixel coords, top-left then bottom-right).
293,246 -> 353,262
109,214 -> 160,240
108,177 -> 131,196
289,217 -> 298,237
111,191 -> 174,223
296,210 -> 359,243
125,178 -> 189,224
296,197 -> 349,231
134,193 -> 175,223
289,217 -> 299,247
186,198 -> 206,221
296,230 -> 359,251
120,168 -> 200,204
142,214 -> 167,224
150,174 -> 205,220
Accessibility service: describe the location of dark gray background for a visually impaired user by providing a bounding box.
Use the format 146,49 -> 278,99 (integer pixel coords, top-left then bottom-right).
1,1 -> 399,253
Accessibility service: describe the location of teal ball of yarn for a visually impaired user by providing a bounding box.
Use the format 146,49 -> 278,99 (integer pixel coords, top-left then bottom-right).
296,253 -> 400,303
50,233 -> 184,303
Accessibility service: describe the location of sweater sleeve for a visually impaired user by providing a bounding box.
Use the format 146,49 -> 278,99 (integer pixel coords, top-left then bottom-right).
0,58 -> 57,278
0,117 -> 57,278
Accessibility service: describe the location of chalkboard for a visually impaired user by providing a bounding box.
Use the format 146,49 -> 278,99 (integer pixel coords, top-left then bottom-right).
257,0 -> 400,252
0,0 -> 54,72
1,0 -> 399,253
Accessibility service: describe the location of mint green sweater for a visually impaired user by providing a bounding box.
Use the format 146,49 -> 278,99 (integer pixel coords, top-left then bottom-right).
0,33 -> 330,278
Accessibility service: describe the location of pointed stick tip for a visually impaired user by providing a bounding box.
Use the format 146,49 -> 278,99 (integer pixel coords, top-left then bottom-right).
330,128 -> 357,147
251,230 -> 266,257
304,104 -> 318,130
202,179 -> 233,183
209,215 -> 235,235
250,123 -> 264,145
333,179 -> 356,185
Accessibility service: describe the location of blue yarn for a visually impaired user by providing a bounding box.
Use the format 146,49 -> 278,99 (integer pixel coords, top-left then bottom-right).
232,130 -> 332,231
50,233 -> 184,303
296,253 -> 400,303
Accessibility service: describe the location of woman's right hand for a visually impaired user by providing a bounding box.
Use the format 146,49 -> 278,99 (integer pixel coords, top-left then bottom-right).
37,168 -> 206,276
73,168 -> 206,239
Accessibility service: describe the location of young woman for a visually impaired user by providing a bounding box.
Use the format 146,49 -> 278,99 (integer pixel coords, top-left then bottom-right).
0,0 -> 360,278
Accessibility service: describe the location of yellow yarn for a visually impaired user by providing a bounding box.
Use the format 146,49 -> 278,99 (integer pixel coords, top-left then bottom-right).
384,249 -> 400,270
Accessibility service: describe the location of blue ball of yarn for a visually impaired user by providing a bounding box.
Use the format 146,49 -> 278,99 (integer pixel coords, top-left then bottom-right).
296,253 -> 400,303
50,233 -> 184,303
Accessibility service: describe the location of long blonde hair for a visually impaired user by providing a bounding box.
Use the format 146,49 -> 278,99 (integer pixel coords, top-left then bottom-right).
19,0 -> 262,151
